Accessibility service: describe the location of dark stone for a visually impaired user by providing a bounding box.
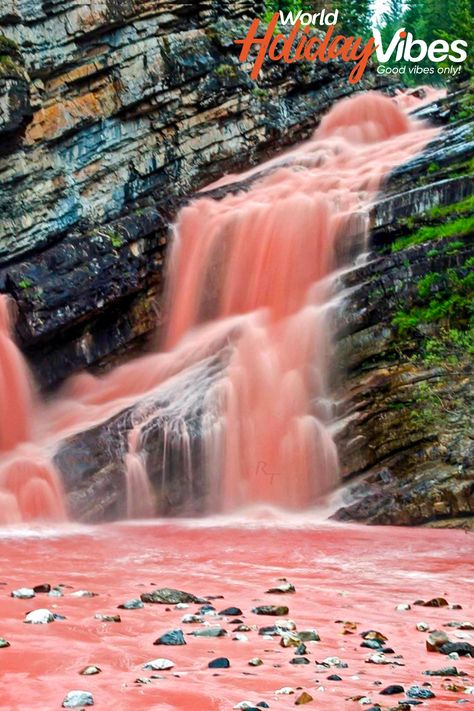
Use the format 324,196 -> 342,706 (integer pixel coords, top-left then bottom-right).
154,629 -> 186,646
33,584 -> 51,593
208,657 -> 230,669
380,685 -> 405,695
327,675 -> 343,681
439,642 -> 474,657
407,686 -> 436,699
252,606 -> 289,616
219,607 -> 243,616
290,657 -> 310,665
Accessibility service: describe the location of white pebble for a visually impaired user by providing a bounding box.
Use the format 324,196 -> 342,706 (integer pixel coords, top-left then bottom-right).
62,690 -> 94,708
24,609 -> 55,624
143,658 -> 174,671
275,687 -> 295,695
11,588 -> 35,599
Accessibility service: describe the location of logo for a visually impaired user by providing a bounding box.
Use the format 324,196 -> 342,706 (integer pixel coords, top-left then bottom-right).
235,11 -> 469,84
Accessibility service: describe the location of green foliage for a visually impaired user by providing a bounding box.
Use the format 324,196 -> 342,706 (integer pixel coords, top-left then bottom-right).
391,215 -> 474,252
393,268 -> 474,336
410,380 -> 448,428
337,0 -> 373,40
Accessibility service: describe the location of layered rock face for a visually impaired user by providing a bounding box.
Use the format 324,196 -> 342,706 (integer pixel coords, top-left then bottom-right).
0,1 -> 391,388
333,86 -> 474,528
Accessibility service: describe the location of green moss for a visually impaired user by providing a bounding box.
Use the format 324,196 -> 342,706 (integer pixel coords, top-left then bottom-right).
251,86 -> 269,99
18,278 -> 32,290
0,34 -> 19,56
427,162 -> 440,174
215,63 -> 238,80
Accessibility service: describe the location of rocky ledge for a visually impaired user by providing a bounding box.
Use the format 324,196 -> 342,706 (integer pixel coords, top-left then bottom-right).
333,84 -> 474,528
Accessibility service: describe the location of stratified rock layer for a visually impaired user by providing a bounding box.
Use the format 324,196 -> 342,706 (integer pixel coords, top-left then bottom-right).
333,86 -> 474,528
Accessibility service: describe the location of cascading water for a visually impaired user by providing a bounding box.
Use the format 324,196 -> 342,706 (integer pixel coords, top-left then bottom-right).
0,92 -> 439,522
0,298 -> 65,524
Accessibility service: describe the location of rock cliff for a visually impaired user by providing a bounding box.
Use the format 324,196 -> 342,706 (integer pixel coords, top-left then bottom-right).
0,1 -> 391,388
333,85 -> 474,528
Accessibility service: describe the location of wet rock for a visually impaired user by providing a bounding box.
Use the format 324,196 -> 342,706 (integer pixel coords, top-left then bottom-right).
219,607 -> 243,616
199,604 -> 217,615
426,630 -> 450,652
440,642 -> 474,656
208,657 -> 230,668
0,638 -> 10,648
154,630 -> 186,646
295,691 -> 313,704
249,658 -> 263,667
290,657 -> 310,665
143,658 -> 175,671
24,609 -> 55,624
11,588 -> 35,599
181,614 -> 203,624
380,686 -> 405,695
295,643 -> 307,655
423,666 -> 463,676
361,640 -> 384,650
421,598 -> 449,608
266,582 -> 296,594
362,631 -> 388,643
322,656 -> 348,669
280,633 -> 301,648
416,622 -> 429,632
252,606 -> 289,616
118,599 -> 144,610
445,622 -> 474,630
407,686 -> 436,699
328,674 -> 342,681
190,626 -> 227,638
298,629 -> 320,642
33,584 -> 51,593
366,653 -> 404,666
49,588 -> 64,597
141,588 -> 205,605
95,614 -> 121,623
79,666 -> 101,676
62,690 -> 94,707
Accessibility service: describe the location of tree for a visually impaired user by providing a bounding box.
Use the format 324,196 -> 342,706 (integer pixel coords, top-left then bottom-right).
337,0 -> 373,40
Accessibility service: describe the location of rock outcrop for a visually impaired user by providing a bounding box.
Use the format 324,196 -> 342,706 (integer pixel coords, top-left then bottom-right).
0,2 -> 392,388
333,85 -> 474,528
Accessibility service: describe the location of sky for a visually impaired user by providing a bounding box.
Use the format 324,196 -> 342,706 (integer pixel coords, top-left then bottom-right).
373,0 -> 392,23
